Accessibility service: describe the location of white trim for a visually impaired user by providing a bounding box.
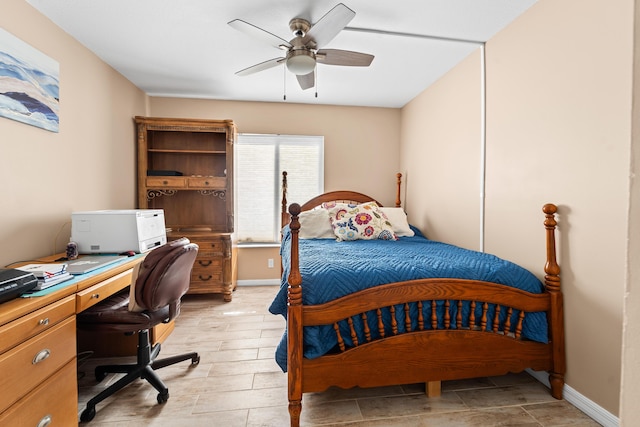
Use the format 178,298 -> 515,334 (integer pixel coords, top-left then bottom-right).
238,242 -> 281,249
526,369 -> 619,427
237,279 -> 280,287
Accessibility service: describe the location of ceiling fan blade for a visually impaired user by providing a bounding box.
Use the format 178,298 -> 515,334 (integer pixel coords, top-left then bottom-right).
316,49 -> 374,66
302,3 -> 355,49
296,71 -> 315,90
236,57 -> 285,76
228,19 -> 292,50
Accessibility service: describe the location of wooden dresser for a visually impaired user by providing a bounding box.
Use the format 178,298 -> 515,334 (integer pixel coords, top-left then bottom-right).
170,230 -> 237,301
0,256 -> 143,425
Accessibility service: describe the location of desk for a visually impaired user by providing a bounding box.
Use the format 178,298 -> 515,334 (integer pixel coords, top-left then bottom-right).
0,255 -> 164,425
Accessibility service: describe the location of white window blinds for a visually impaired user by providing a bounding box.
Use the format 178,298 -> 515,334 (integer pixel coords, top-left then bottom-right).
235,134 -> 324,243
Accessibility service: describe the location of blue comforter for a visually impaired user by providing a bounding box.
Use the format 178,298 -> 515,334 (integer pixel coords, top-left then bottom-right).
269,226 -> 548,372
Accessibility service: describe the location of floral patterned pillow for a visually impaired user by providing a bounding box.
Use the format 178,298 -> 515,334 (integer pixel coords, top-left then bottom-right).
323,201 -> 397,241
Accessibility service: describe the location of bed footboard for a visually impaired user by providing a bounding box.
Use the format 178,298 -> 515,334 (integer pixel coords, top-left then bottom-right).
299,279 -> 555,391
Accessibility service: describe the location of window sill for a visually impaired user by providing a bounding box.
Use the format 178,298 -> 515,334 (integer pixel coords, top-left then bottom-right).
237,242 -> 281,249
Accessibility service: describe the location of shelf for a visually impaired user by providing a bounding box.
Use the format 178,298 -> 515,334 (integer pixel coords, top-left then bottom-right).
148,149 -> 227,154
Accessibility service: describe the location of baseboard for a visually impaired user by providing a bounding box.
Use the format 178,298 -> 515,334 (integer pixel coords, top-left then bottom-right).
236,279 -> 280,286
526,369 -> 619,427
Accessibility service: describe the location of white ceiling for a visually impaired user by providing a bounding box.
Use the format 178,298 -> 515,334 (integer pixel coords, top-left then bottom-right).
27,0 -> 537,108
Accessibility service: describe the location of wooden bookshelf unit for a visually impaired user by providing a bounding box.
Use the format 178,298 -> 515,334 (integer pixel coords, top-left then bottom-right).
135,116 -> 237,301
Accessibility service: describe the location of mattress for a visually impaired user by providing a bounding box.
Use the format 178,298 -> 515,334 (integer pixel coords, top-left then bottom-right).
270,226 -> 548,371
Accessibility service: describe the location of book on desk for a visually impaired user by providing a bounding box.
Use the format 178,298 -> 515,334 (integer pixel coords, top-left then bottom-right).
16,263 -> 67,278
16,263 -> 73,290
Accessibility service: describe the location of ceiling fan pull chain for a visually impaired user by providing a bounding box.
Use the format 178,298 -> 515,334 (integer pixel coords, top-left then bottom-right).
283,65 -> 287,101
315,66 -> 318,98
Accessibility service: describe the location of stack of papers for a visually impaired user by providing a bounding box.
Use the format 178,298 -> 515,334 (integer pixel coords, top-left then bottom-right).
17,263 -> 73,290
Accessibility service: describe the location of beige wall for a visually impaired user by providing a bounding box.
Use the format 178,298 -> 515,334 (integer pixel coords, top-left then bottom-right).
401,0 -> 633,417
148,97 -> 401,282
0,0 -> 147,268
400,49 -> 482,250
621,1 -> 640,422
486,0 -> 631,416
236,247 -> 281,282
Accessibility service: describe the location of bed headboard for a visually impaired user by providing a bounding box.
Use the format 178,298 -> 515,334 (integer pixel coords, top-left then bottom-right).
280,171 -> 403,229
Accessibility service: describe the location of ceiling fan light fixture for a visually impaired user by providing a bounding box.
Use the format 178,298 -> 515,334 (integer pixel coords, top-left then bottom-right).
286,49 -> 316,75
230,4 -> 372,89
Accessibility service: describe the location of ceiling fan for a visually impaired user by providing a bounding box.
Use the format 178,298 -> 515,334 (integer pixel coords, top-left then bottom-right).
228,3 -> 374,90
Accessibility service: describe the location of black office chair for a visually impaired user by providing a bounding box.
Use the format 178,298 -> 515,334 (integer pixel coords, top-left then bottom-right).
77,238 -> 200,422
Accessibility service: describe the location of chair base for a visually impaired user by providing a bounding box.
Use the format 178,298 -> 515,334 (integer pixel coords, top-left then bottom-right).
80,329 -> 199,423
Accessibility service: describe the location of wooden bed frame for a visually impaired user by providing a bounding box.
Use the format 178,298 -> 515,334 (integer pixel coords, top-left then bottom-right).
280,172 -> 565,427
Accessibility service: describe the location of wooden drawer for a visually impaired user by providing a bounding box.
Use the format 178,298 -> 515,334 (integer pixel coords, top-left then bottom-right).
193,257 -> 223,270
146,176 -> 186,188
152,320 -> 175,344
0,359 -> 77,426
196,240 -> 226,256
0,295 -> 74,355
191,269 -> 223,285
76,269 -> 133,312
0,317 -> 76,413
188,176 -> 226,189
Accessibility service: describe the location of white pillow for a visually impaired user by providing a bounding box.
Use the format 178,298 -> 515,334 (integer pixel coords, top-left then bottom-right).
297,209 -> 335,239
379,207 -> 415,237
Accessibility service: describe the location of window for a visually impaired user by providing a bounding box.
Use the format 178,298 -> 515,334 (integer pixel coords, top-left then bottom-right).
235,134 -> 324,244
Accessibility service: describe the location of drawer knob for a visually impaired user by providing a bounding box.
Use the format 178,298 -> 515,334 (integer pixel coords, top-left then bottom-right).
38,318 -> 50,326
198,275 -> 212,281
37,415 -> 52,427
91,293 -> 100,299
198,260 -> 212,267
32,349 -> 51,365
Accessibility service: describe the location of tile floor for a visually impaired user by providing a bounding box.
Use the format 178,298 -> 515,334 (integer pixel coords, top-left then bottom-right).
77,286 -> 600,426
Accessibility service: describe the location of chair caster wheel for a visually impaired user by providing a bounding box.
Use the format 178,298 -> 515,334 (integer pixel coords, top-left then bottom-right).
192,355 -> 200,365
157,391 -> 169,404
80,406 -> 96,422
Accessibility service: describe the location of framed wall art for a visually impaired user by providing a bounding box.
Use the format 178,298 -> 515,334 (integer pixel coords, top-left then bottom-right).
0,27 -> 59,132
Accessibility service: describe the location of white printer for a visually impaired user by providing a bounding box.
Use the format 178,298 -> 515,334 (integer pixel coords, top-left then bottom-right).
71,209 -> 167,254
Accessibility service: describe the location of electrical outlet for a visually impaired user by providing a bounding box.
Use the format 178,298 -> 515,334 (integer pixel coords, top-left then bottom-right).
268,258 -> 274,268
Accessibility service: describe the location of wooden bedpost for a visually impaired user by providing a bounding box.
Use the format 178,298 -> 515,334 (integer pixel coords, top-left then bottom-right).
395,173 -> 402,208
281,171 -> 289,229
281,171 -> 289,276
543,203 -> 565,399
287,203 -> 303,427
